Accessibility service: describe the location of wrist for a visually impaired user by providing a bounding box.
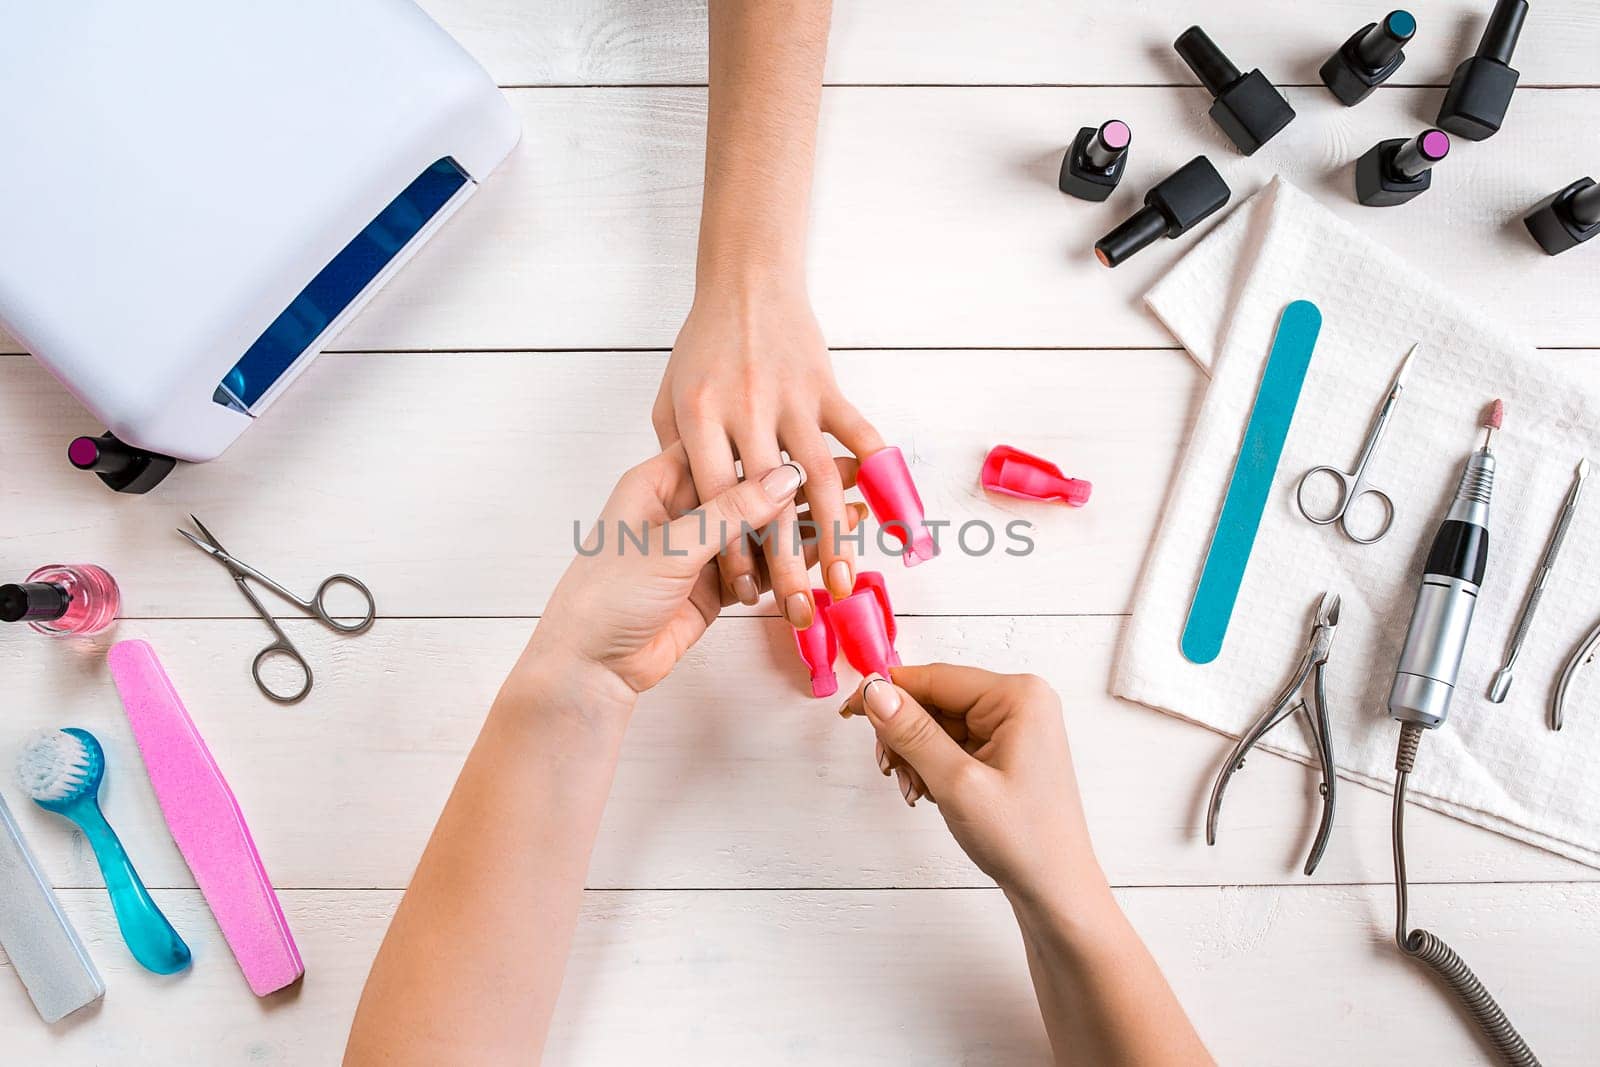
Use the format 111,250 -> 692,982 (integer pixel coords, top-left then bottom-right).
502,643 -> 638,730
1005,865 -> 1120,954
694,225 -> 808,298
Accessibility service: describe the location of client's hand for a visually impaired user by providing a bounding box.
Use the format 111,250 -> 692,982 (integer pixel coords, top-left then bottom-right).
524,444 -> 860,704
839,665 -> 1102,906
654,286 -> 884,627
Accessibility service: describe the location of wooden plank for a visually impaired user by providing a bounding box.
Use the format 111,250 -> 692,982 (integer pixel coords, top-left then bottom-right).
6,883 -> 1596,1064
5,87 -> 1599,358
415,1 -> 1600,88
6,617 -> 1589,890
0,348 -> 1200,619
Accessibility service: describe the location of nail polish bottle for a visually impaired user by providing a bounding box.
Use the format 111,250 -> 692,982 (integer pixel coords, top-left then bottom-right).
1355,129 -> 1449,206
792,588 -> 839,698
1437,0 -> 1527,141
1094,156 -> 1231,268
0,565 -> 121,637
826,572 -> 900,680
1174,26 -> 1295,155
1320,10 -> 1416,106
68,433 -> 176,495
1059,120 -> 1131,202
857,447 -> 938,567
1525,178 -> 1600,256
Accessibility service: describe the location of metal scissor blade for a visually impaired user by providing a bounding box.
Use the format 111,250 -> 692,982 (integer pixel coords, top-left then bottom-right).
1391,344 -> 1420,393
177,526 -> 226,559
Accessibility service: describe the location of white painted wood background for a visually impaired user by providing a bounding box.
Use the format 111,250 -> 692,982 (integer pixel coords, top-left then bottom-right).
3,3 -> 1598,1063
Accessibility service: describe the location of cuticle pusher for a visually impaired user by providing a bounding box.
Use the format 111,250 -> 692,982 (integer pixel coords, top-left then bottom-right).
1487,457 -> 1589,704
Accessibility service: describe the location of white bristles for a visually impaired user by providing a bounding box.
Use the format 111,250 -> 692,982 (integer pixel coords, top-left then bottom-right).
15,730 -> 94,804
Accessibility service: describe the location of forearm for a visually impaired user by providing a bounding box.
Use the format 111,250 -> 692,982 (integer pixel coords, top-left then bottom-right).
344,657 -> 635,1065
699,0 -> 832,289
1009,885 -> 1213,1067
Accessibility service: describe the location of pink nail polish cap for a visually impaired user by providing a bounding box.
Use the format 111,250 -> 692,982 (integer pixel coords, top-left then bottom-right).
857,447 -> 939,566
980,445 -> 1092,507
826,572 -> 901,678
792,588 -> 839,698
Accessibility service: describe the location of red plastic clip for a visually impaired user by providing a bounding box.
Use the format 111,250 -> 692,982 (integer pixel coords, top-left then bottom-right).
826,571 -> 900,679
857,446 -> 939,566
980,445 -> 1091,507
792,588 -> 839,698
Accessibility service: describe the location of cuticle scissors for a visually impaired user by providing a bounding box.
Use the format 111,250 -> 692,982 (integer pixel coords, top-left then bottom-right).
178,515 -> 376,704
1295,344 -> 1418,545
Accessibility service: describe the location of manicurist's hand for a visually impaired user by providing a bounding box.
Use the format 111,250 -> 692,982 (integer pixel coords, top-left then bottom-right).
841,666 -> 1214,1067
349,449 -> 863,1067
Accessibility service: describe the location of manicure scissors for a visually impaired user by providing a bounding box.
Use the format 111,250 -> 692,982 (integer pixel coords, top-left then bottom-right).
1295,344 -> 1417,544
1206,592 -> 1340,876
179,515 -> 376,704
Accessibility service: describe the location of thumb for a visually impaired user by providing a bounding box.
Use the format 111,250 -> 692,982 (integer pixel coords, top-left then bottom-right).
666,462 -> 804,572
860,675 -> 969,793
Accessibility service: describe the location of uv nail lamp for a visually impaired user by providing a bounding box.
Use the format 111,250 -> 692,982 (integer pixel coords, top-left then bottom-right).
0,1 -> 520,493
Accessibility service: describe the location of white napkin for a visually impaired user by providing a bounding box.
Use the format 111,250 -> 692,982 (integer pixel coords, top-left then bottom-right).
1113,177 -> 1600,869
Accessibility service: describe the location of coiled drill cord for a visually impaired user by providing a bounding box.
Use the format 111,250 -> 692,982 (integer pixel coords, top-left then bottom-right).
1392,722 -> 1541,1066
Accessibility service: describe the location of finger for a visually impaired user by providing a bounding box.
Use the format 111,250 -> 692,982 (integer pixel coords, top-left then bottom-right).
858,675 -> 971,795
666,460 -> 803,580
740,502 -> 867,606
738,436 -> 812,630
681,421 -> 759,605
652,392 -> 680,447
888,662 -> 1004,717
784,422 -> 856,601
822,394 -> 886,460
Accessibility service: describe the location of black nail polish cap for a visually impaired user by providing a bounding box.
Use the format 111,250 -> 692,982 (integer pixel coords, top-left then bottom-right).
1059,120 -> 1132,202
1355,130 -> 1449,207
0,582 -> 71,624
1525,178 -> 1600,256
1437,0 -> 1527,140
1174,26 -> 1295,155
67,432 -> 177,494
1321,10 -> 1415,106
1094,156 -> 1231,268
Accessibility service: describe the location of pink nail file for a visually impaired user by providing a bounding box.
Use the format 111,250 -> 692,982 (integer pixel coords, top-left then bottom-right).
107,640 -> 303,996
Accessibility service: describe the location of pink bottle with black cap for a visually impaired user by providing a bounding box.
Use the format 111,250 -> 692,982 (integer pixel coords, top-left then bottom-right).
0,564 -> 120,636
857,447 -> 938,566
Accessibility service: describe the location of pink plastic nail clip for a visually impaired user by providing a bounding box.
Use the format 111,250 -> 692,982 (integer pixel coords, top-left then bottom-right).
792,588 -> 839,698
826,572 -> 901,679
857,446 -> 939,566
980,445 -> 1092,507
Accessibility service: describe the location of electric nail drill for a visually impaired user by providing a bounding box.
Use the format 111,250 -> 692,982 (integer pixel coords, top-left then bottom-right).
1094,157 -> 1231,268
1059,120 -> 1131,202
1173,26 -> 1295,155
1525,177 -> 1600,256
1385,401 -> 1539,1064
1320,10 -> 1417,106
1436,0 -> 1528,141
1355,129 -> 1450,207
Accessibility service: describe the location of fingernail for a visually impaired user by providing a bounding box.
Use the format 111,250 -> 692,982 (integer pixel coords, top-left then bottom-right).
785,591 -> 814,629
732,574 -> 760,606
895,768 -> 915,806
863,676 -> 901,719
827,560 -> 853,598
838,699 -> 853,719
876,741 -> 891,776
761,462 -> 804,501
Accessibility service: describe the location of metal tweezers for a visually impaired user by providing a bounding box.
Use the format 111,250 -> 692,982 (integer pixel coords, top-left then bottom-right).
1206,592 -> 1341,876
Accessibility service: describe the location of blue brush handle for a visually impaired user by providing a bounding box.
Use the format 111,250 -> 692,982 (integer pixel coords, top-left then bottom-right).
71,800 -> 191,975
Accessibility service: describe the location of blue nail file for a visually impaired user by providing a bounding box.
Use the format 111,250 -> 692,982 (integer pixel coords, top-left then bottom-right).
1182,300 -> 1323,664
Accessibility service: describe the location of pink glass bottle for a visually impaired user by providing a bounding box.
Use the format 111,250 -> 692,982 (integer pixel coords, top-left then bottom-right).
0,564 -> 121,636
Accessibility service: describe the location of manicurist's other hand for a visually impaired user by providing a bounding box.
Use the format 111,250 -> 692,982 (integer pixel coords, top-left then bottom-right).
841,666 -> 1214,1067
654,283 -> 883,630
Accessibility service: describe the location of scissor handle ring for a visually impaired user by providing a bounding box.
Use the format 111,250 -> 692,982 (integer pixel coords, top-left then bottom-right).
1341,486 -> 1395,545
252,643 -> 313,705
1295,466 -> 1352,526
311,574 -> 377,634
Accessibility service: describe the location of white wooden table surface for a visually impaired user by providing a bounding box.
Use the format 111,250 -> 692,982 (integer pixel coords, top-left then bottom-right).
4,3 -> 1599,1063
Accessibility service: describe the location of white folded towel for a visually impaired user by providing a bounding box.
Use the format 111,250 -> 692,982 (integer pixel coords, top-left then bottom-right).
1113,177 -> 1600,868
